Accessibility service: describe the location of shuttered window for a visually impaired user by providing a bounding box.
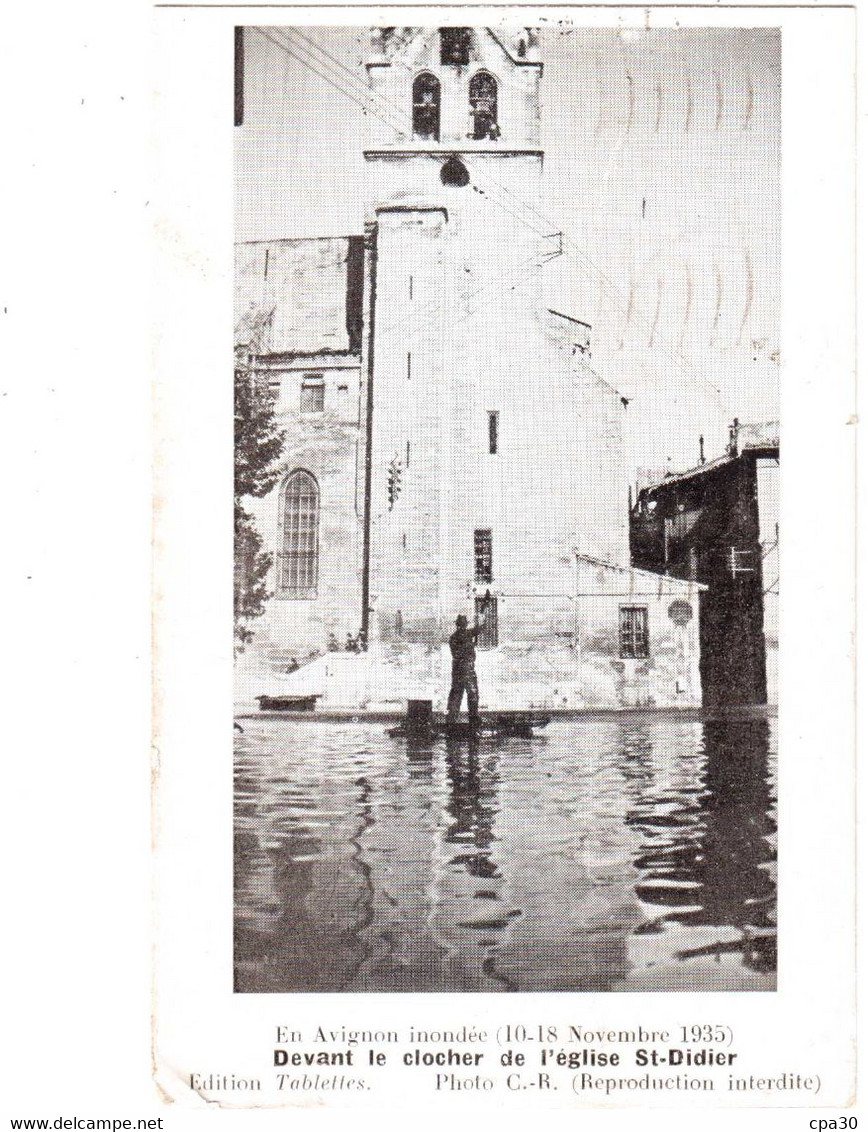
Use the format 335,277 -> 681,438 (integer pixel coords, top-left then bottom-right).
619,606 -> 649,659
474,529 -> 493,583
300,375 -> 324,413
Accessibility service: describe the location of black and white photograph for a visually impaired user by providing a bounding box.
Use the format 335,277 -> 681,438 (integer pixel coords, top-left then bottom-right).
2,1 -> 858,1125
233,23 -> 780,994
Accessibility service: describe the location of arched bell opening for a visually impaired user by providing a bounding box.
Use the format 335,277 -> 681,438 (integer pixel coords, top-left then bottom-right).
469,71 -> 499,140
412,72 -> 440,141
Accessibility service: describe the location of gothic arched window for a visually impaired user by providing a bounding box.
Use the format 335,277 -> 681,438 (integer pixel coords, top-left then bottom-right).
412,73 -> 440,141
469,71 -> 499,140
279,470 -> 319,597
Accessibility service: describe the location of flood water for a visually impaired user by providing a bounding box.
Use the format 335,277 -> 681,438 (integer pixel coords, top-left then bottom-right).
234,713 -> 776,992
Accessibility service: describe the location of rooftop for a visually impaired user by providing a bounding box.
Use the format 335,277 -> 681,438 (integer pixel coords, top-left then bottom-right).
638,421 -> 779,495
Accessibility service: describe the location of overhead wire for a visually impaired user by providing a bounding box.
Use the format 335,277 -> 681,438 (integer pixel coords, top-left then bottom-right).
260,24 -> 558,264
275,28 -> 556,242
374,246 -> 562,357
279,26 -> 731,411
251,26 -> 729,416
249,25 -> 571,516
256,30 -> 634,429
255,27 -> 565,350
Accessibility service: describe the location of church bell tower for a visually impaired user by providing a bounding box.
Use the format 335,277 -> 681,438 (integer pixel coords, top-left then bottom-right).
364,27 -> 543,212
362,29 -> 623,667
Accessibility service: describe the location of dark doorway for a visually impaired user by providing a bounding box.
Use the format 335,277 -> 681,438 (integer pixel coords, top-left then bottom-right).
476,595 -> 498,649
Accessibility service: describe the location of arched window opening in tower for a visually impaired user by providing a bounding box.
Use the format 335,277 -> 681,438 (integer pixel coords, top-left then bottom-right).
412,73 -> 440,141
279,470 -> 319,597
440,28 -> 472,66
469,71 -> 499,140
440,154 -> 470,187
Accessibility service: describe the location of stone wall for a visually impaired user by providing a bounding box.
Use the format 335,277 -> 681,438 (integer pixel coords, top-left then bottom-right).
235,237 -> 361,355
243,359 -> 364,663
367,28 -> 542,151
365,186 -> 632,654
280,557 -> 704,711
235,234 -> 367,665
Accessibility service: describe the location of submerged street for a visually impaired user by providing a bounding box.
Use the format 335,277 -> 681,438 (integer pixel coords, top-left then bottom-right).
234,713 -> 776,993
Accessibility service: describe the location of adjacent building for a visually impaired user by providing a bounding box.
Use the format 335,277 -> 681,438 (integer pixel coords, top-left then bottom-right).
630,421 -> 779,706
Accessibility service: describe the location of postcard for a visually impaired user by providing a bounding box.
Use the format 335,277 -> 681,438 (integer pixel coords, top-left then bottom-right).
152,4 -> 856,1111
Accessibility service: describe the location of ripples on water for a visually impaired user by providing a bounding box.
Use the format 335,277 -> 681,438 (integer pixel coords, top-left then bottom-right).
234,714 -> 777,992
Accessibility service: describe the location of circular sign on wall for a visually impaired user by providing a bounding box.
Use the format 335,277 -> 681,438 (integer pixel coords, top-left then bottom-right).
668,600 -> 694,626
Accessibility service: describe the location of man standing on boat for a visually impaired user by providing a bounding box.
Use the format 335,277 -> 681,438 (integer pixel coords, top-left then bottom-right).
446,591 -> 491,731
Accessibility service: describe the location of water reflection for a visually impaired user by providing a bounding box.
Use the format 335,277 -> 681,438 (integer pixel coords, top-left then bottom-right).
444,736 -> 500,879
234,714 -> 777,992
618,716 -> 777,989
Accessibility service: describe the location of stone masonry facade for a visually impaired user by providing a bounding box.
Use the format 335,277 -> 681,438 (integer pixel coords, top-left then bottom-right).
234,27 -> 704,709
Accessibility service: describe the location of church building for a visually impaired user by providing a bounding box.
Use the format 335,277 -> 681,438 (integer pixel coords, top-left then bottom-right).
235,27 -> 703,711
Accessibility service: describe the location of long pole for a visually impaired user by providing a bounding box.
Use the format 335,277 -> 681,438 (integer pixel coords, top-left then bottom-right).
360,223 -> 378,649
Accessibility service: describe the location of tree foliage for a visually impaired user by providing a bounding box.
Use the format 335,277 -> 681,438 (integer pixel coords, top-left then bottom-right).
234,366 -> 285,648
234,505 -> 273,647
235,367 -> 286,499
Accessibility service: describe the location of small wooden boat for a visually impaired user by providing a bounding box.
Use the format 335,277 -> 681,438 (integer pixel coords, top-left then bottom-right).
388,709 -> 550,740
